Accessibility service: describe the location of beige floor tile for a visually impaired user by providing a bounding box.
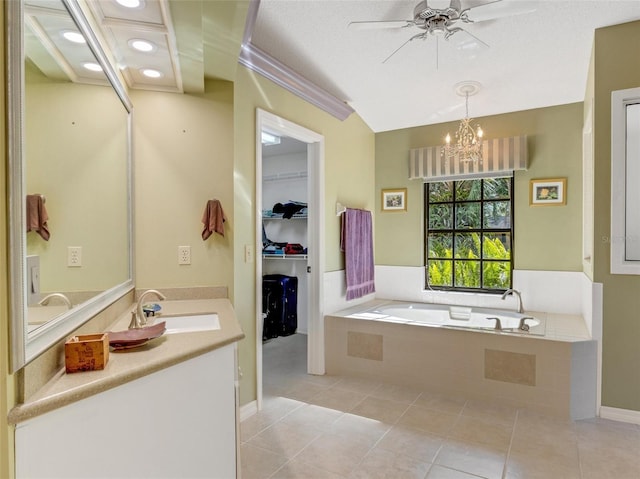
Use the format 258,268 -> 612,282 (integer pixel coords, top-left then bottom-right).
350,395 -> 411,424
579,447 -> 640,479
370,383 -> 423,404
281,403 -> 344,431
282,380 -> 332,402
329,412 -> 392,447
294,432 -> 373,476
309,385 -> 368,412
376,424 -> 444,463
414,391 -> 468,415
435,439 -> 506,479
241,397 -> 305,441
398,404 -> 459,436
461,398 -> 518,427
240,443 -> 289,479
449,414 -> 513,450
506,448 -> 581,479
271,458 -> 347,479
333,376 -> 382,394
247,421 -> 322,458
349,447 -> 432,479
425,464 -> 485,478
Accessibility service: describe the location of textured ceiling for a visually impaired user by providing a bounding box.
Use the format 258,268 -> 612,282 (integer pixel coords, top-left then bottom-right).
250,0 -> 640,132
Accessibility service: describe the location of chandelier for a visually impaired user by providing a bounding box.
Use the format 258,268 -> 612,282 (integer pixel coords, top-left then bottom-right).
441,81 -> 484,164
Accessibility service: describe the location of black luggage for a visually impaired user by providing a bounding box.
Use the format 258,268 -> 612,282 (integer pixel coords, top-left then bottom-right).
262,274 -> 298,340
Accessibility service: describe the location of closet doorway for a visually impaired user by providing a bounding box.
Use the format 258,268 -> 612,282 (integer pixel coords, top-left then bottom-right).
255,109 -> 325,410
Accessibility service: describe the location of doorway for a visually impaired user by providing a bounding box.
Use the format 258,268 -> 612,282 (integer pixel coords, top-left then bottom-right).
255,109 -> 325,410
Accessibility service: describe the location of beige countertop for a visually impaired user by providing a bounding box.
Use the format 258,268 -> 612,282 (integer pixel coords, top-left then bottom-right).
9,298 -> 244,425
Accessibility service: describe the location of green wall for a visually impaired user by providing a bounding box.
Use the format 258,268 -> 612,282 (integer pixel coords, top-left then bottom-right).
233,66 -> 375,405
375,103 -> 584,272
593,20 -> 640,411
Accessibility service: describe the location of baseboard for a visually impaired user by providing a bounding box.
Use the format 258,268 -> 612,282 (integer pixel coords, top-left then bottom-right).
239,400 -> 258,422
599,406 -> 640,425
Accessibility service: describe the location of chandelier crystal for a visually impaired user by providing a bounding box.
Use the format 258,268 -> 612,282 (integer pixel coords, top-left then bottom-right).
441,81 -> 484,164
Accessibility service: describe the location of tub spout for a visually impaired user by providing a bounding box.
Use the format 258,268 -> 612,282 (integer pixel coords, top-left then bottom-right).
487,317 -> 502,330
501,289 -> 524,314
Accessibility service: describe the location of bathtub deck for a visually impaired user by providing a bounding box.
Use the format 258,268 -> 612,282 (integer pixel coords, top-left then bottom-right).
325,300 -> 596,419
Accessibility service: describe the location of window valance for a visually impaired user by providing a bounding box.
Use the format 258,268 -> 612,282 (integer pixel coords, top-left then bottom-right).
409,135 -> 528,182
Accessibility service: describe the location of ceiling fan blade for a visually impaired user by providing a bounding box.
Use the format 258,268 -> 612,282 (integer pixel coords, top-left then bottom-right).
382,33 -> 424,64
446,28 -> 489,55
466,1 -> 536,23
348,20 -> 414,31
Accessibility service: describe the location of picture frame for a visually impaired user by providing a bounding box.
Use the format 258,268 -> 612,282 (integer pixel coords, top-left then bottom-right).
381,188 -> 407,212
529,178 -> 567,206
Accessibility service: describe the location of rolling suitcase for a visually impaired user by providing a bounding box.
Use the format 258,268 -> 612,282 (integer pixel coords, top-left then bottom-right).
262,274 -> 298,340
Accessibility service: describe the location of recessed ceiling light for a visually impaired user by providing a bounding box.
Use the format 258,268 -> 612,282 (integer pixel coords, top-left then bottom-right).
62,30 -> 85,44
83,62 -> 103,72
129,39 -> 155,53
115,0 -> 144,9
141,68 -> 162,79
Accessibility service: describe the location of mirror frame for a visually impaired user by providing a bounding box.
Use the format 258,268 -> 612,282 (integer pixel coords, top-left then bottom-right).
8,0 -> 134,372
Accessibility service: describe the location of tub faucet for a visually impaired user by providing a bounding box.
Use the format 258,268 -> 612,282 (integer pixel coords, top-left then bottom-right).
38,293 -> 72,309
501,288 -> 524,314
129,289 -> 166,329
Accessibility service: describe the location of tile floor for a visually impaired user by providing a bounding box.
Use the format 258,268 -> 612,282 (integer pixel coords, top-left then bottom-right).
240,334 -> 640,479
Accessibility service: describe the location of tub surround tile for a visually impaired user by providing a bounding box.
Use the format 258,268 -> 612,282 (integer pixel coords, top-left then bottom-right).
484,349 -> 536,386
347,331 -> 383,361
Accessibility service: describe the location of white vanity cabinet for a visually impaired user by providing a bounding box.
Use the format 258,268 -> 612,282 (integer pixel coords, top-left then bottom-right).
15,344 -> 238,478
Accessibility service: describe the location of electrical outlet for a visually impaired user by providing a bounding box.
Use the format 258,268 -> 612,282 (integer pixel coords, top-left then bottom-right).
178,246 -> 191,265
68,246 -> 82,267
244,244 -> 253,263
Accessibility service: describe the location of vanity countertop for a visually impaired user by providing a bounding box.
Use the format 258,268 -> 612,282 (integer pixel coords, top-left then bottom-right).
8,298 -> 244,424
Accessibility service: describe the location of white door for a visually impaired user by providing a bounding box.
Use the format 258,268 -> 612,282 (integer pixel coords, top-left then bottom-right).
255,109 -> 325,409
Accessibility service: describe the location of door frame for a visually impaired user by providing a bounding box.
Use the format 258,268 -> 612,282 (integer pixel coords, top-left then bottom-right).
255,109 -> 325,409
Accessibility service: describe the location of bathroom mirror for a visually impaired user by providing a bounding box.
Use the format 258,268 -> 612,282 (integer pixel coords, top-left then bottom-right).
8,0 -> 134,371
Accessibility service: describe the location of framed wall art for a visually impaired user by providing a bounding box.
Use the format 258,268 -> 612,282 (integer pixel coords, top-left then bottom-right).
529,178 -> 567,206
381,188 -> 407,212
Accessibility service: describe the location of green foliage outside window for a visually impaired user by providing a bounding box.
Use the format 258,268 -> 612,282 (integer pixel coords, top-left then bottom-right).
426,178 -> 513,291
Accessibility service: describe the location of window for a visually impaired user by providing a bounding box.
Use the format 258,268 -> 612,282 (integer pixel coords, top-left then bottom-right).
425,177 -> 514,292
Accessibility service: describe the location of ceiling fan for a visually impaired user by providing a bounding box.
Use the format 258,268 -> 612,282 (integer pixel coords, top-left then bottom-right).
349,0 -> 536,63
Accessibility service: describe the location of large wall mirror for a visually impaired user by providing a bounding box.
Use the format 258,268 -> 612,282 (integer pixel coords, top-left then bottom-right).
8,0 -> 134,371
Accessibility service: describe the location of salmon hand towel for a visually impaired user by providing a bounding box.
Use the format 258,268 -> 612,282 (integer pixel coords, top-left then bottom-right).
26,194 -> 50,241
202,199 -> 227,239
340,208 -> 375,300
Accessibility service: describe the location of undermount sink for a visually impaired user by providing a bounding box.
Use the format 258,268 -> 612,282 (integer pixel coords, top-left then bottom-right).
157,313 -> 221,334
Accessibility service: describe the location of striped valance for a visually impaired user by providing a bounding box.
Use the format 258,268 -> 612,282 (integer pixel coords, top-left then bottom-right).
409,135 -> 528,182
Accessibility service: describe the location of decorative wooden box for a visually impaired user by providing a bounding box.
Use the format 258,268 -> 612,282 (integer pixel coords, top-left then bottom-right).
64,333 -> 109,373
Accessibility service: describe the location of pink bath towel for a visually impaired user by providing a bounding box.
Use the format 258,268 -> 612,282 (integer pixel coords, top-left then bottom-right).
202,199 -> 227,239
340,208 -> 375,300
26,194 -> 50,241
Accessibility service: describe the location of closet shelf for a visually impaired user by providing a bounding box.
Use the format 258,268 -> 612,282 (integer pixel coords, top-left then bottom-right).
263,171 -> 307,183
262,254 -> 308,261
262,214 -> 307,220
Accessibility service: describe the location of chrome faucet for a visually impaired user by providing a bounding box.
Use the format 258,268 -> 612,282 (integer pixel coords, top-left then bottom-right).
129,289 -> 166,329
501,288 -> 524,314
487,317 -> 503,330
38,293 -> 72,309
518,316 -> 534,332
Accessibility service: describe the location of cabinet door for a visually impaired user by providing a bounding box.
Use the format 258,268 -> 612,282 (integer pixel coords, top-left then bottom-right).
16,346 -> 236,478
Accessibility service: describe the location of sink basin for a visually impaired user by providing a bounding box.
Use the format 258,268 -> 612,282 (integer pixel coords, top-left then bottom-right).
158,313 -> 221,334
